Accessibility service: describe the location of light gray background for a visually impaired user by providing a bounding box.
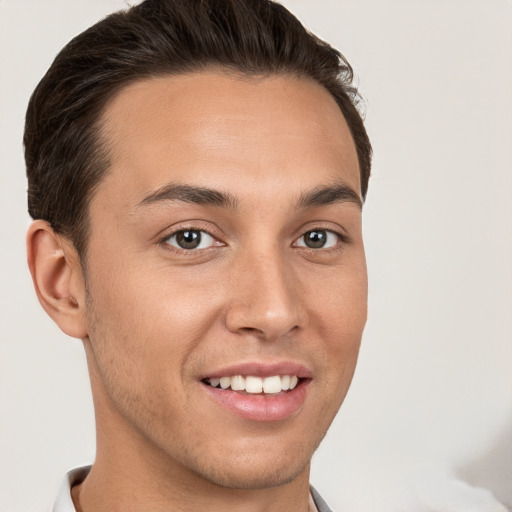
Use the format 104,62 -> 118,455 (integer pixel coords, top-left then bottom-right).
1,1 -> 511,511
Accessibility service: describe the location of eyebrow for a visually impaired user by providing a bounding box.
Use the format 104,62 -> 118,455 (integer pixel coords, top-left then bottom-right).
136,184 -> 239,210
297,183 -> 363,210
134,181 -> 362,212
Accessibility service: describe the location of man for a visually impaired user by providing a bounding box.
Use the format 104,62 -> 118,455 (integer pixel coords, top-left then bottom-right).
25,0 -> 372,510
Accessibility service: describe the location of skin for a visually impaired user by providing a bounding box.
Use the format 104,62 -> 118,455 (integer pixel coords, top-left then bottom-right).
27,71 -> 367,512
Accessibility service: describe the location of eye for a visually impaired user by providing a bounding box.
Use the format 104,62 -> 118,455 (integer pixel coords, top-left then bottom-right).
164,229 -> 217,250
295,229 -> 339,249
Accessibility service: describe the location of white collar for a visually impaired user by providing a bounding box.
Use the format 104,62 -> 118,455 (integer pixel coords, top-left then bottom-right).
52,466 -> 90,512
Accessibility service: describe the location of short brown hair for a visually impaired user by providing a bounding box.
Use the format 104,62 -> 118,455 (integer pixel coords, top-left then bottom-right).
24,0 -> 372,258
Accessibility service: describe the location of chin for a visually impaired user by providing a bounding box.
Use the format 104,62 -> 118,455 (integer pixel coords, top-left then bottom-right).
196,456 -> 310,491
181,434 -> 318,491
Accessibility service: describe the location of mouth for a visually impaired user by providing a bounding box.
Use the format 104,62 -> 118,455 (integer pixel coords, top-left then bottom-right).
200,365 -> 311,422
203,374 -> 301,395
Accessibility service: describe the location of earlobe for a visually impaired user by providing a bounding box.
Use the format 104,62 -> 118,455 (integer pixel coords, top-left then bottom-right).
27,220 -> 88,339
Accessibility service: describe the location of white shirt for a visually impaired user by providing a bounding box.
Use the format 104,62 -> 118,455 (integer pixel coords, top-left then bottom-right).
52,466 -> 330,512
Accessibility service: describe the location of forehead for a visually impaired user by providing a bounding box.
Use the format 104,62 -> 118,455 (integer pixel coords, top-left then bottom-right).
97,71 -> 360,206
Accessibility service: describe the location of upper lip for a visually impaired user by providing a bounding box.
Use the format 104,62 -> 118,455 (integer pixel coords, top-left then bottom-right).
201,361 -> 313,380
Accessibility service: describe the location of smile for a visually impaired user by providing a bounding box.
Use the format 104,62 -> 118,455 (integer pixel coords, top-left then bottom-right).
201,363 -> 311,422
205,375 -> 299,394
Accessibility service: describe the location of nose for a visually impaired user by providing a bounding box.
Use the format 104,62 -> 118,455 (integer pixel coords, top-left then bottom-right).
224,248 -> 306,341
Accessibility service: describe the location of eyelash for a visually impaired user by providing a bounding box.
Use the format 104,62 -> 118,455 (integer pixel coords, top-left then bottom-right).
294,229 -> 349,251
160,226 -> 349,253
161,226 -> 223,253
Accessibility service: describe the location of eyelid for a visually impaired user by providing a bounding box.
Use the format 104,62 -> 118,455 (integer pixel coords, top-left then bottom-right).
294,229 -> 338,249
160,224 -> 226,252
293,223 -> 350,244
166,230 -> 215,250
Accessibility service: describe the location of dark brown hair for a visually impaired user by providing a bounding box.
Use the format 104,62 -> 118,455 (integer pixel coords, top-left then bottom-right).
24,0 -> 372,258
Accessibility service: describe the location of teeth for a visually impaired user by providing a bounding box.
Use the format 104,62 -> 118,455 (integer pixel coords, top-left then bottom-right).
207,375 -> 300,394
231,375 -> 245,391
219,376 -> 231,389
263,376 -> 281,393
245,376 -> 263,393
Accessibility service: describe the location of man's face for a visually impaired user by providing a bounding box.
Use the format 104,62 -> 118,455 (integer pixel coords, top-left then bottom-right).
82,72 -> 367,489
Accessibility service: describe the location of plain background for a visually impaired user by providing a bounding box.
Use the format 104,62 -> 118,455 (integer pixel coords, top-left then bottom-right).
0,1 -> 511,511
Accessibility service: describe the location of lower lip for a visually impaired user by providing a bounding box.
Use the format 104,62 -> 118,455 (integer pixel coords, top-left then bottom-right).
202,380 -> 310,422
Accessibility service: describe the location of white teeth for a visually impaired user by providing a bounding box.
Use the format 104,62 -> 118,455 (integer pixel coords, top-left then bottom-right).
263,376 -> 282,394
245,376 -> 263,393
219,376 -> 231,389
231,375 -> 245,391
207,374 -> 301,394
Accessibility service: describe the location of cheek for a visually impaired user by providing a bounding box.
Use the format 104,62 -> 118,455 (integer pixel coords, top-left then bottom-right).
311,256 -> 368,336
83,263 -> 223,430
87,249 -> 220,333
83,253 -> 226,395
307,260 -> 367,392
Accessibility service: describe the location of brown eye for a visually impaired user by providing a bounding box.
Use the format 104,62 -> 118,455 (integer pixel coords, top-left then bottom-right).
304,230 -> 327,248
165,230 -> 216,250
176,230 -> 201,249
295,229 -> 339,249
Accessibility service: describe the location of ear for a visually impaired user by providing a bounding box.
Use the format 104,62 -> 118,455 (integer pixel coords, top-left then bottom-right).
27,220 -> 88,339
